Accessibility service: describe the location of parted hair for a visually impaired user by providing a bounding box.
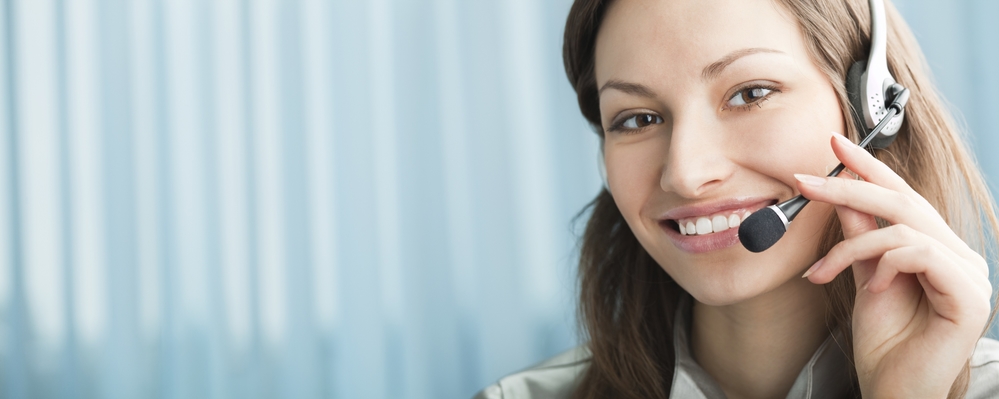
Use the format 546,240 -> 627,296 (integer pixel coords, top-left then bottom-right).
562,0 -> 999,398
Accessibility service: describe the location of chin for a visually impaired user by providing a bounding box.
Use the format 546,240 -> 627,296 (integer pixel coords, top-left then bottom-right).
669,261 -> 792,307
687,288 -> 762,306
685,283 -> 768,307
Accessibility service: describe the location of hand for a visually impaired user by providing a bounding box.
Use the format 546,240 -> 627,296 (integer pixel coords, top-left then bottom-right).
795,133 -> 992,398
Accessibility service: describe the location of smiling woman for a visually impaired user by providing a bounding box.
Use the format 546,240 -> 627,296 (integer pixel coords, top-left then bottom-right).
474,0 -> 999,398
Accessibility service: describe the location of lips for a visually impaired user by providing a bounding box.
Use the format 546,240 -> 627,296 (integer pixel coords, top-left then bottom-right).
657,198 -> 777,253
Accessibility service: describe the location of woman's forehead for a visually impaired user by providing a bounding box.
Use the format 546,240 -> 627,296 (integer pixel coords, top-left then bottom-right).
594,0 -> 807,88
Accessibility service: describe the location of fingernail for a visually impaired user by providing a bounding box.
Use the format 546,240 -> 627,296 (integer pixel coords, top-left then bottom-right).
833,133 -> 854,147
861,280 -> 871,291
794,173 -> 827,186
802,258 -> 824,278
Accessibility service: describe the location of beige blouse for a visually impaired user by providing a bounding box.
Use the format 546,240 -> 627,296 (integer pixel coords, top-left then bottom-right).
473,295 -> 999,398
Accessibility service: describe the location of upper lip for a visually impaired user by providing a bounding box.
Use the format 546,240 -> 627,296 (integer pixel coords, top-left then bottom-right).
658,197 -> 777,221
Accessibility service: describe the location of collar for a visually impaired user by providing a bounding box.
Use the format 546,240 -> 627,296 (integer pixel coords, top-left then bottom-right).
669,294 -> 856,399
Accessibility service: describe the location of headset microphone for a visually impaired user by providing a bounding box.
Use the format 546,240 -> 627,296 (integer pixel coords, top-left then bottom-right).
738,84 -> 909,253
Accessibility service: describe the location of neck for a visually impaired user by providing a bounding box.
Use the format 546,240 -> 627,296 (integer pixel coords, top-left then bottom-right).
689,278 -> 829,399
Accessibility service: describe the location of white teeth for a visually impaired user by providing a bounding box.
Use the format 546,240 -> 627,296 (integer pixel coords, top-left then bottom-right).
676,210 -> 754,236
712,215 -> 729,232
695,218 -> 712,235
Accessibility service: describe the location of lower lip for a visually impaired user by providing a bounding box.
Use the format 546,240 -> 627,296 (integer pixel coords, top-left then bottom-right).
660,222 -> 742,254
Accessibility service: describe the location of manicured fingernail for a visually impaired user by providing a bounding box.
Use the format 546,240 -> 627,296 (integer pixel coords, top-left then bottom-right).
802,258 -> 824,278
794,173 -> 827,186
833,133 -> 854,147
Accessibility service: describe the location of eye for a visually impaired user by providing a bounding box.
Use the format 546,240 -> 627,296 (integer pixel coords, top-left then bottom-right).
610,113 -> 664,132
622,113 -> 662,129
725,84 -> 779,109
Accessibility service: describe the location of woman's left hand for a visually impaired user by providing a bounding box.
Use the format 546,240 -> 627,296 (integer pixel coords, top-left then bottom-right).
796,133 -> 992,398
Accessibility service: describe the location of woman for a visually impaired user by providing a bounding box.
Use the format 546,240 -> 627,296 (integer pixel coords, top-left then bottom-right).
475,0 -> 999,398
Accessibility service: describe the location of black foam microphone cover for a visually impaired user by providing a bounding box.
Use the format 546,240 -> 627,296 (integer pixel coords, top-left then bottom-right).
739,196 -> 809,253
738,208 -> 787,253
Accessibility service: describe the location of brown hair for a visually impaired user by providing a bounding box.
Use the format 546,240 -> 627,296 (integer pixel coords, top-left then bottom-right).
563,0 -> 999,398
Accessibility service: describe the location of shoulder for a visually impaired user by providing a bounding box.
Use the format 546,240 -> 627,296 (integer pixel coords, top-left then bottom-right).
966,337 -> 999,399
471,345 -> 591,399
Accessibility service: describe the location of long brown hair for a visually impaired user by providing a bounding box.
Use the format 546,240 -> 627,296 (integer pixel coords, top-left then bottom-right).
563,1 -> 999,398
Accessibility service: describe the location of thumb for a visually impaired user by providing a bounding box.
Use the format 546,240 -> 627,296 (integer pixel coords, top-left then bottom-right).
834,203 -> 878,287
835,203 -> 877,239
830,172 -> 878,239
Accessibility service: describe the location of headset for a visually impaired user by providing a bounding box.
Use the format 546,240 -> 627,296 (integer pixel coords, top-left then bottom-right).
738,0 -> 910,252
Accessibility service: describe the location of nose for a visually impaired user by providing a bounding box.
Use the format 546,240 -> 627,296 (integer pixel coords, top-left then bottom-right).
660,115 -> 734,198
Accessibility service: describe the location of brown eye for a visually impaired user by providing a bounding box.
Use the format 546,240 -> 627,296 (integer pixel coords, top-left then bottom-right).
727,86 -> 774,107
621,113 -> 663,129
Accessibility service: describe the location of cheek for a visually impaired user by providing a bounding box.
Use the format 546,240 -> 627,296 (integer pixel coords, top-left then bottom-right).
604,136 -> 668,222
783,105 -> 846,177
734,101 -> 845,185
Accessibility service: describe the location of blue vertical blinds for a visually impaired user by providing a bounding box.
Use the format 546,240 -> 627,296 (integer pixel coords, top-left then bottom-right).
0,0 -> 995,398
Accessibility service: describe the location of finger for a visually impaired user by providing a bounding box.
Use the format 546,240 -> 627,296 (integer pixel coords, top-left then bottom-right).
796,173 -> 927,228
866,245 -> 991,325
795,173 -> 973,258
804,224 -> 960,284
830,132 -> 919,197
830,203 -> 879,285
834,202 -> 877,240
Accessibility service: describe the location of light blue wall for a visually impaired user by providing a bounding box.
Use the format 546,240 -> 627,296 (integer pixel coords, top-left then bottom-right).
0,1 -> 995,398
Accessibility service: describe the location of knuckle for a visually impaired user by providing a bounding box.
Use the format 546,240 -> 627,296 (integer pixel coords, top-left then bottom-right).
827,176 -> 848,195
843,216 -> 872,233
824,241 -> 847,262
894,190 -> 915,208
887,224 -> 916,242
972,293 -> 992,321
919,243 -> 940,257
878,249 -> 900,266
973,255 -> 990,277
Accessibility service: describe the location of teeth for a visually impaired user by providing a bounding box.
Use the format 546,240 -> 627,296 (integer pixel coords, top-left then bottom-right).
677,210 -> 752,236
695,218 -> 712,235
712,215 -> 729,232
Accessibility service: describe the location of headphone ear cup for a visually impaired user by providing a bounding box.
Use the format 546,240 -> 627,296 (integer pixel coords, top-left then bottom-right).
846,59 -> 898,149
846,60 -> 868,139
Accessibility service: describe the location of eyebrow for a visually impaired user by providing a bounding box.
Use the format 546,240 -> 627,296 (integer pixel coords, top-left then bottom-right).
598,79 -> 657,98
701,47 -> 784,81
597,47 -> 785,98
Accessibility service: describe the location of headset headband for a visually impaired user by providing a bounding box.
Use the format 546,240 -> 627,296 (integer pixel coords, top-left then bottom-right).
859,0 -> 904,138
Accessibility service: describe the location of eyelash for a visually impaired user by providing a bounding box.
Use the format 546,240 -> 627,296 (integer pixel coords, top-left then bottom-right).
607,111 -> 661,133
724,83 -> 782,111
605,83 -> 783,133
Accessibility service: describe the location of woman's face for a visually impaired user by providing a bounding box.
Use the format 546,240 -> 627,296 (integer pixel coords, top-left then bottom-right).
594,0 -> 845,305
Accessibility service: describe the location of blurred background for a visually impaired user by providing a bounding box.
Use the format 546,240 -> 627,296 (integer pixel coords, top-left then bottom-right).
0,0 -> 996,398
